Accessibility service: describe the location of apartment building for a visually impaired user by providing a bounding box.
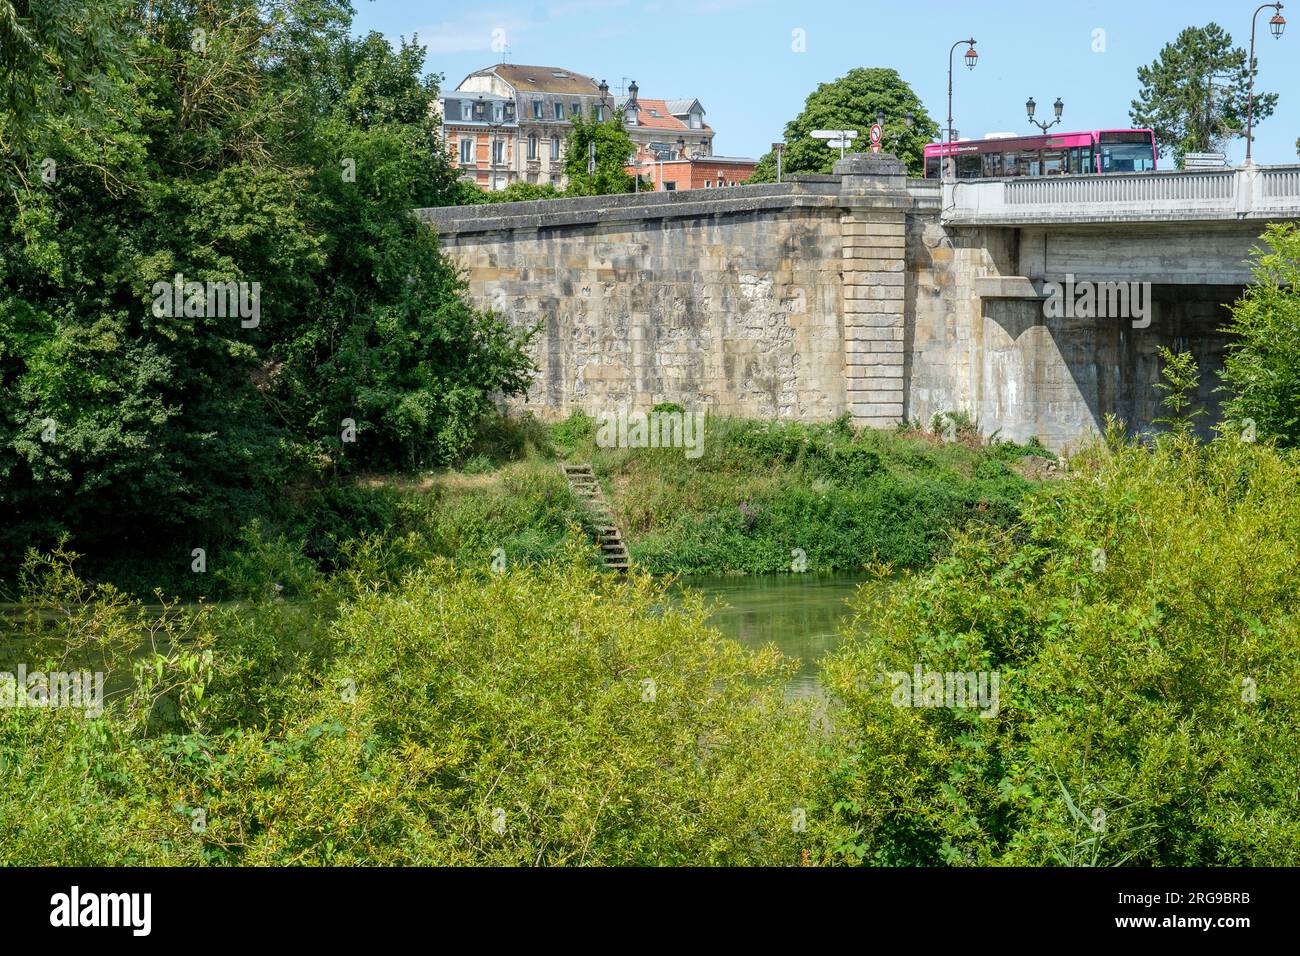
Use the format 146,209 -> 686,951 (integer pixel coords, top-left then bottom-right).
442,64 -> 610,190
440,67 -> 755,192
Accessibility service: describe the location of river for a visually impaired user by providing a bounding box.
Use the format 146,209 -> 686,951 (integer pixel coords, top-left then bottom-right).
675,573 -> 866,697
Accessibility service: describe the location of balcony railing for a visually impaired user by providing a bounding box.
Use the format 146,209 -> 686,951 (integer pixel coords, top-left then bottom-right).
942,165 -> 1300,224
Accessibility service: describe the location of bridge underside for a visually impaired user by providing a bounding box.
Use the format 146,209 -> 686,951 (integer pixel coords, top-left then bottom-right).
909,219 -> 1259,450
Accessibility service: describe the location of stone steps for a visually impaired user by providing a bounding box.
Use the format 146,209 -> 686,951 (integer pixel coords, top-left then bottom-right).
561,464 -> 631,572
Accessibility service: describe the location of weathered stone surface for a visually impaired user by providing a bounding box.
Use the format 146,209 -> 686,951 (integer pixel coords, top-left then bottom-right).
422,153 -> 1277,448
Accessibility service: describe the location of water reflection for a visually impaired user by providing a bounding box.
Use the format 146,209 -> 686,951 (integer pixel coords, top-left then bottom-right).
674,573 -> 865,698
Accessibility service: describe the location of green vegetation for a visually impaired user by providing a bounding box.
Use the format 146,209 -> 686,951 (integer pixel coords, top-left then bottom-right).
557,412 -> 1047,575
5,416 -> 1298,866
1219,223 -> 1300,446
748,68 -> 940,181
822,425 -> 1300,866
1,542 -> 829,865
0,2 -> 534,574
33,412 -> 1045,599
1129,22 -> 1273,165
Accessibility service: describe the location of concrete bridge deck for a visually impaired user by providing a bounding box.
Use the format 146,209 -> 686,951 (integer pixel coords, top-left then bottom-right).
943,164 -> 1300,226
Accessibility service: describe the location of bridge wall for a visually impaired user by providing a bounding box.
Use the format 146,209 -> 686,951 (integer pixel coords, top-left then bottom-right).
422,187 -> 849,421
419,158 -> 1291,451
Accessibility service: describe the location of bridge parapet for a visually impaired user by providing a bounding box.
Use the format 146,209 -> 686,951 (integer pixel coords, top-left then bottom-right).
943,164 -> 1300,226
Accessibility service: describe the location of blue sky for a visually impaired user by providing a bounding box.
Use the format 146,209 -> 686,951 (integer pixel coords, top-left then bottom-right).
353,0 -> 1300,164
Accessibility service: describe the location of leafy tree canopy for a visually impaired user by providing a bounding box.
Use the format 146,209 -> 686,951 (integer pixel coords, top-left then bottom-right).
748,68 -> 939,182
1130,22 -> 1277,164
563,114 -> 636,195
0,0 -> 534,569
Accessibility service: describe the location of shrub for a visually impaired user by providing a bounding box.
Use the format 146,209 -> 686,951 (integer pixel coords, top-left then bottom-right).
822,428 -> 1300,865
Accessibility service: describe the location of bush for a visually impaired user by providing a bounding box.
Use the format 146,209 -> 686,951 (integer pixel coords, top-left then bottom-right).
821,427 -> 1300,865
1219,223 -> 1300,446
0,543 -> 835,865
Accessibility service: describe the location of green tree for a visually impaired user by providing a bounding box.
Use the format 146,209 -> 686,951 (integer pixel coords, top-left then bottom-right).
1219,223 -> 1300,446
0,0 -> 534,570
1153,347 -> 1206,438
563,114 -> 635,195
1130,23 -> 1276,165
748,68 -> 938,182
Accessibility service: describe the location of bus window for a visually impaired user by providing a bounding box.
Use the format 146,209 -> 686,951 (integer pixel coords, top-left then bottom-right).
1067,146 -> 1093,174
925,156 -> 940,178
983,151 -> 1004,177
1041,148 -> 1065,175
1099,132 -> 1156,173
957,154 -> 982,178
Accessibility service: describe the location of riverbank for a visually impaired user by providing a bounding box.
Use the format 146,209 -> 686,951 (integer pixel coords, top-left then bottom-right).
5,428 -> 1297,866
28,412 -> 1053,602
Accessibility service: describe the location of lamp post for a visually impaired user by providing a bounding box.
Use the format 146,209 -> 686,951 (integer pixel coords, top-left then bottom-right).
876,109 -> 914,152
946,38 -> 978,182
772,142 -> 785,183
1246,2 -> 1286,165
1026,96 -> 1064,132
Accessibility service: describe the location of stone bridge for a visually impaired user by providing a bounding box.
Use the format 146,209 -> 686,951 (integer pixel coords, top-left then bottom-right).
417,158 -> 1300,450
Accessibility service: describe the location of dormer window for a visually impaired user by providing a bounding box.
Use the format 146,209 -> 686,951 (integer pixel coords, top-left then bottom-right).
690,112 -> 702,129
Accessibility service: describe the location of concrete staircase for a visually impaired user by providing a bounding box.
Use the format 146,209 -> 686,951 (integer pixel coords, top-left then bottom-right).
561,464 -> 630,572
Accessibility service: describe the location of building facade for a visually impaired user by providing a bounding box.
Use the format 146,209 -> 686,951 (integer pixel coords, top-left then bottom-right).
442,64 -> 611,190
441,66 -> 754,192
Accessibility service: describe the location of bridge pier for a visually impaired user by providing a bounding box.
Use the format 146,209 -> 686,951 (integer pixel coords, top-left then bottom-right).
837,155 -> 910,429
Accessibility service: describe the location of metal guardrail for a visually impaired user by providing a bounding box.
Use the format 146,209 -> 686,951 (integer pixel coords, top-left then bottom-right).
943,165 -> 1300,224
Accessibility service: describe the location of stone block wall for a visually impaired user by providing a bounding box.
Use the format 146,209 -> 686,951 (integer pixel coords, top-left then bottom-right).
429,190 -> 847,421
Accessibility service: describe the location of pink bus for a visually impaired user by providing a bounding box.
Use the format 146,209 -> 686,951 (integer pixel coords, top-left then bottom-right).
923,129 -> 1157,179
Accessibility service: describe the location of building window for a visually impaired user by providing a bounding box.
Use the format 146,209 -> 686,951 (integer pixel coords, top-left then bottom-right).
571,102 -> 580,116
550,135 -> 561,159
459,139 -> 473,164
528,135 -> 538,160
492,139 -> 504,165
690,112 -> 702,129
664,181 -> 676,191
461,102 -> 473,121
704,180 -> 712,188
554,102 -> 564,120
532,100 -> 542,119
594,105 -> 605,121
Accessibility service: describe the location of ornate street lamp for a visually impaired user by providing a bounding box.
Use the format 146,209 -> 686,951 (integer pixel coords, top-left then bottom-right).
946,38 -> 978,182
1026,96 -> 1064,132
1246,3 -> 1286,164
875,110 -> 914,152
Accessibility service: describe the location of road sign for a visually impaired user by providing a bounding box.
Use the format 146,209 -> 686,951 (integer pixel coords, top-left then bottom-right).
1184,152 -> 1228,168
869,123 -> 883,153
826,139 -> 851,148
810,129 -> 858,140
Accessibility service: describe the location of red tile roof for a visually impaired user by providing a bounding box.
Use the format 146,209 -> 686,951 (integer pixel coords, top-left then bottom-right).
624,98 -> 713,133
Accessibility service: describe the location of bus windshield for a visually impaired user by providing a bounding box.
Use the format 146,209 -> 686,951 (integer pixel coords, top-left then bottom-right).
1098,133 -> 1156,173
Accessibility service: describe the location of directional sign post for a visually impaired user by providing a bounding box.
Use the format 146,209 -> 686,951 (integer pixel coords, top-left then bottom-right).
810,129 -> 859,159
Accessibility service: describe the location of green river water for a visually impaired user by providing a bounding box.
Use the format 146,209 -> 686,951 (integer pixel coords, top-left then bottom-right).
675,573 -> 866,697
